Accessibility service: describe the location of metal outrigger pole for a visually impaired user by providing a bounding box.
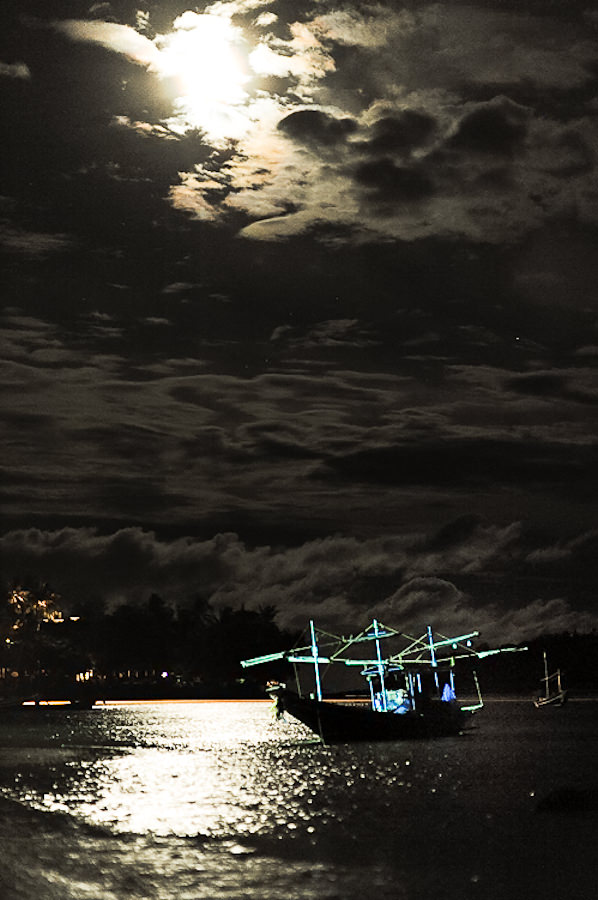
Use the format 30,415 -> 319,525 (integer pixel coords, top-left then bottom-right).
309,619 -> 323,701
373,618 -> 388,711
427,624 -> 440,691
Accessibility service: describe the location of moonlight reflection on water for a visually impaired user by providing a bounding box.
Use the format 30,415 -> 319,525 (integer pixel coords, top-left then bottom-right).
0,700 -> 597,900
4,702 -> 327,837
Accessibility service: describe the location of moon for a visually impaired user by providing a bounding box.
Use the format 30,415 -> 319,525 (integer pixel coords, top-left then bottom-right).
157,13 -> 251,141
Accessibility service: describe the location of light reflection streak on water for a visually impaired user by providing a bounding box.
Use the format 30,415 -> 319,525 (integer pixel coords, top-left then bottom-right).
9,702 -> 343,839
2,700 -> 506,846
2,701 -> 598,900
62,747 -> 327,837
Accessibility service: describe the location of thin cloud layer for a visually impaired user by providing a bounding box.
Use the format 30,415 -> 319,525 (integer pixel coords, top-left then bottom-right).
51,19 -> 162,68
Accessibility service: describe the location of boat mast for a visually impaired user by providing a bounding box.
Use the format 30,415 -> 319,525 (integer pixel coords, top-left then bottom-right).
427,625 -> 440,692
309,619 -> 323,701
373,618 -> 388,711
543,650 -> 549,699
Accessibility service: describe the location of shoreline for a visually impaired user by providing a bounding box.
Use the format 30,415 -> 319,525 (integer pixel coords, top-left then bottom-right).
15,693 -> 598,707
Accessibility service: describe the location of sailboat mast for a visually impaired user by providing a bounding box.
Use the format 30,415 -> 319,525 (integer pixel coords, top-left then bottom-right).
543,650 -> 549,699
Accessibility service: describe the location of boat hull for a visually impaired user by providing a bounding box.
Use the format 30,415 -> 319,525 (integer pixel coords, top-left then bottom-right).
270,687 -> 474,742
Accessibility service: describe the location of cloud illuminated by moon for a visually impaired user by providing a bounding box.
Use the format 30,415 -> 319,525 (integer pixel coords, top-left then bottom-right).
154,9 -> 334,141
50,5 -> 336,144
155,11 -> 252,140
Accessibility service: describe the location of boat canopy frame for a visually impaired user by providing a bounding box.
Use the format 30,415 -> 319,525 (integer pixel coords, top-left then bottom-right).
241,619 -> 526,714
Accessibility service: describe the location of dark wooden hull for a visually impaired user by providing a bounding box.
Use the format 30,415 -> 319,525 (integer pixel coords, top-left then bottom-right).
271,687 -> 474,742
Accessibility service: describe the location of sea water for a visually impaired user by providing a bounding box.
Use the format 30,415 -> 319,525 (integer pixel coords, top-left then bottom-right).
0,699 -> 596,900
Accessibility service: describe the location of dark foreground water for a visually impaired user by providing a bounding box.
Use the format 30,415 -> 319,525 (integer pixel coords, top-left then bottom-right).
0,699 -> 596,900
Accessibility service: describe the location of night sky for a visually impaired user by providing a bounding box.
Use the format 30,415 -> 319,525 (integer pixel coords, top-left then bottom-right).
2,0 -> 598,643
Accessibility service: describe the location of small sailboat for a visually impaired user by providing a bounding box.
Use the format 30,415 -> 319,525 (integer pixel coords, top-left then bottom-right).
533,650 -> 567,708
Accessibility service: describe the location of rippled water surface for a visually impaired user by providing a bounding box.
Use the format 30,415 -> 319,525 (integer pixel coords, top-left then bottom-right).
1,699 -> 596,899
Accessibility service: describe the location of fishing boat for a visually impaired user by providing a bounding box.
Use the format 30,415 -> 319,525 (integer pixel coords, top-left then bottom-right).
533,651 -> 567,708
241,619 -> 525,742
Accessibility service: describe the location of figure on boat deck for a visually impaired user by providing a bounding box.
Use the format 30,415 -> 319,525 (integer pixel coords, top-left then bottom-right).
441,683 -> 457,702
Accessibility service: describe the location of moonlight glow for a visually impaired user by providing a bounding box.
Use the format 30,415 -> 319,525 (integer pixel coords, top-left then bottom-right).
157,13 -> 251,140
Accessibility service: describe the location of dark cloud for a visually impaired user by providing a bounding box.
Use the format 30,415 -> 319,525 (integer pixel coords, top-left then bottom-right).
277,108 -> 357,146
363,111 -> 437,155
540,130 -> 594,178
505,370 -> 598,406
504,372 -> 568,397
421,514 -> 483,552
320,437 -> 598,491
354,158 -> 435,203
448,98 -> 529,156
